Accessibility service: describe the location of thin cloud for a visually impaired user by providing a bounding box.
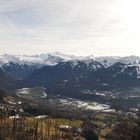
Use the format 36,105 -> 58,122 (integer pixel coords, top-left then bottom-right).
0,0 -> 139,56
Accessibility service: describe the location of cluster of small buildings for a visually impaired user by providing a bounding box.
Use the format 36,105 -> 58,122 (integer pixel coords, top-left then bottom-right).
0,96 -> 24,117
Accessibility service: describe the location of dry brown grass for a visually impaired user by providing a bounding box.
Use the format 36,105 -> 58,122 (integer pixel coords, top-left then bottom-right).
0,117 -> 84,140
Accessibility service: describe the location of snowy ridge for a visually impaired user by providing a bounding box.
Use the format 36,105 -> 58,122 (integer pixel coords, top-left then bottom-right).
0,53 -> 62,66
1,52 -> 140,68
96,55 -> 140,67
0,52 -> 95,67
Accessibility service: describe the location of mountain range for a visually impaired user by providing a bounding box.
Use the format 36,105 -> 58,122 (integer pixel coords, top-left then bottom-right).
0,52 -> 140,93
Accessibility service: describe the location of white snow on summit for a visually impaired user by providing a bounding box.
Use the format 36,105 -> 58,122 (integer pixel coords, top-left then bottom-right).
1,52 -> 140,68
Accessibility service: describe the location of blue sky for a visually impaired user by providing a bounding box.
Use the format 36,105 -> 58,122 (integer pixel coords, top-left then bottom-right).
0,0 -> 140,56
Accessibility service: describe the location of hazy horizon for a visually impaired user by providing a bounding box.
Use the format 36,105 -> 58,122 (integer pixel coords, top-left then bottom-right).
1,51 -> 140,58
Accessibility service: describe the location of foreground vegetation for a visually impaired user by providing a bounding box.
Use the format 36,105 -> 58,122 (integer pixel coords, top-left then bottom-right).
0,112 -> 140,140
0,116 -> 99,140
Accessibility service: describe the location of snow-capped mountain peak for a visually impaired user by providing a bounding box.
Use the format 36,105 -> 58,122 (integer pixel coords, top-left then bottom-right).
1,52 -> 140,68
